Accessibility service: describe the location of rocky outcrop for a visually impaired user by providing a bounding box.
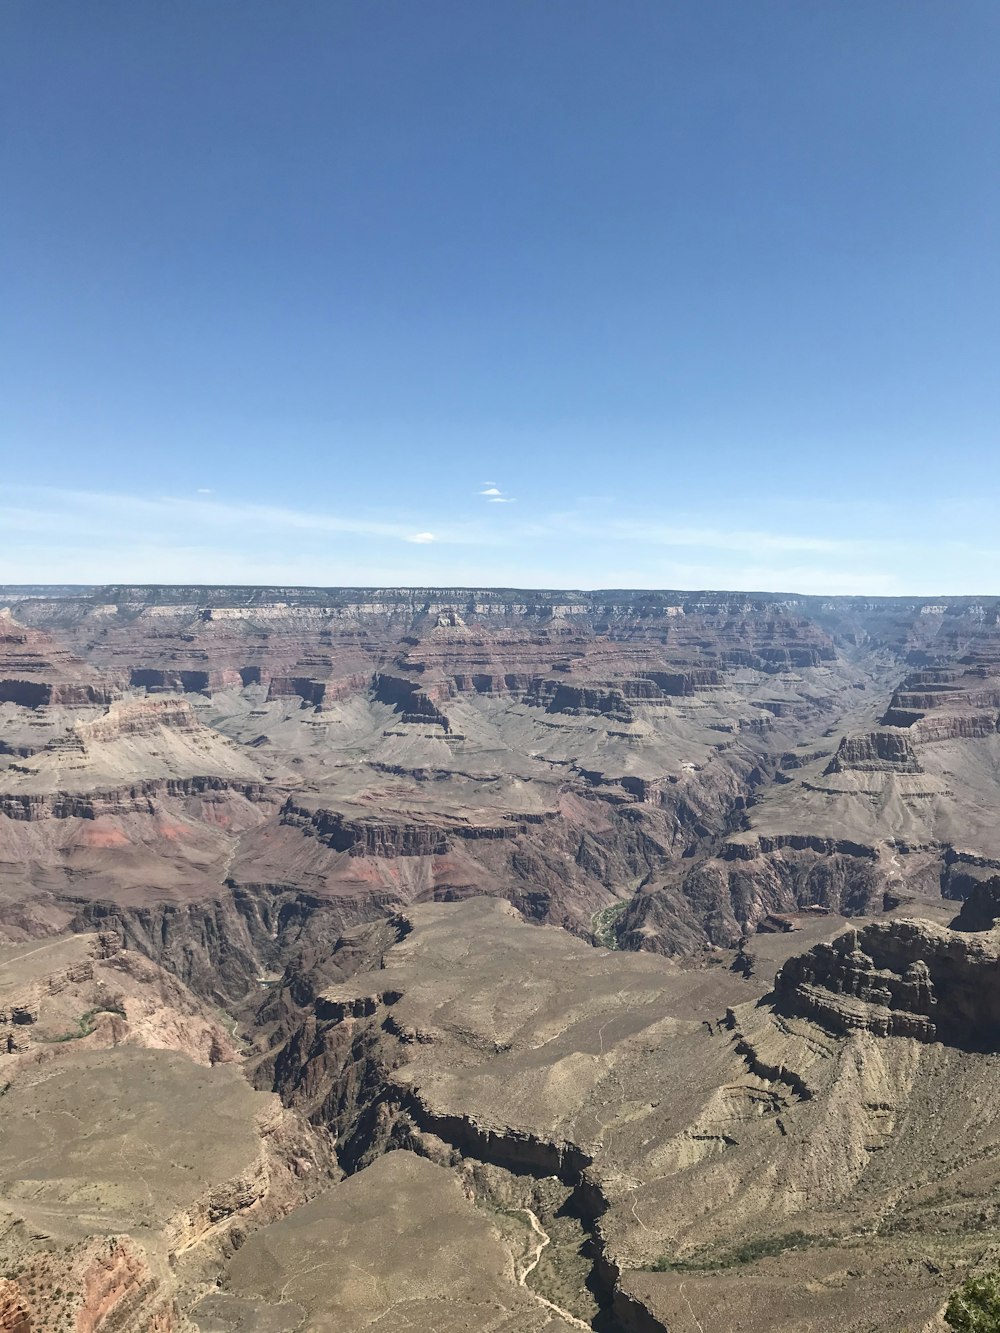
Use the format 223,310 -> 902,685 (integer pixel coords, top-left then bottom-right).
282,801 -> 451,856
77,1239 -> 176,1333
0,928 -> 246,1068
637,668 -> 724,694
0,679 -> 114,707
527,679 -> 635,721
722,833 -> 878,862
879,663 -> 1000,741
266,671 -> 370,707
373,672 -> 452,728
824,730 -> 921,774
400,1086 -> 594,1181
774,916 -> 1000,1046
721,644 -> 836,671
74,696 -> 201,743
941,848 -> 1000,901
0,775 -> 267,821
0,1279 -> 30,1333
952,875 -> 1000,931
280,797 -> 534,857
130,666 -> 246,693
0,609 -> 119,707
912,711 -> 1000,741
620,834 -> 884,953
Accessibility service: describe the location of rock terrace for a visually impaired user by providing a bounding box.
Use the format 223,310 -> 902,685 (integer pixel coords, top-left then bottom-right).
4,586 -> 1000,1328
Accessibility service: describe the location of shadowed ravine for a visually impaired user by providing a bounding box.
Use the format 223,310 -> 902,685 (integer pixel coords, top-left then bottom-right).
6,588 -> 1000,1328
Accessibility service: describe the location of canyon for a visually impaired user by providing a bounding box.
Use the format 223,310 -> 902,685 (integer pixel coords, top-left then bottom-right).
4,585 -> 1000,1329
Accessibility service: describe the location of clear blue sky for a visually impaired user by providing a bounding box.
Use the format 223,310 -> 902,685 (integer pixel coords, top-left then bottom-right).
2,1 -> 998,592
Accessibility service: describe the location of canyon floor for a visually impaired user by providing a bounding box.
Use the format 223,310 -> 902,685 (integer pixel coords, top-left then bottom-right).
4,586 -> 1000,1330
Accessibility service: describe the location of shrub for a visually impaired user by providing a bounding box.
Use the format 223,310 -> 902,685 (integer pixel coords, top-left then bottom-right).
946,1272 -> 1000,1331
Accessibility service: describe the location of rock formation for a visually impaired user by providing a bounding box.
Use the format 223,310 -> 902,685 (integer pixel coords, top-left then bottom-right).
5,587 -> 1000,1328
774,912 -> 1000,1045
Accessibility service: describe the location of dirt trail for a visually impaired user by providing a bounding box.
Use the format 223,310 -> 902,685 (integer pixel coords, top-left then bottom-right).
1,938 -> 75,966
516,1208 -> 592,1330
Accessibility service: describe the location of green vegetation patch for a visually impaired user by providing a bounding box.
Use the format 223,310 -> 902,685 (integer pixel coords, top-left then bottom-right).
591,901 -> 628,950
40,1004 -> 126,1044
946,1272 -> 1000,1331
643,1229 -> 829,1272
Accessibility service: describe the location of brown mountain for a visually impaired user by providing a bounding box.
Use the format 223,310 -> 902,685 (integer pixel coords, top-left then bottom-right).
3,585 -> 1000,1329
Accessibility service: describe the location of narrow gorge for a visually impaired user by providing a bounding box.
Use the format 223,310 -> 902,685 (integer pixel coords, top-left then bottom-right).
5,586 -> 1000,1329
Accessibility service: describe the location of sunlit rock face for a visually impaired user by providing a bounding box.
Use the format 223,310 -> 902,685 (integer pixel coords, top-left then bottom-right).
6,589 -> 1000,1329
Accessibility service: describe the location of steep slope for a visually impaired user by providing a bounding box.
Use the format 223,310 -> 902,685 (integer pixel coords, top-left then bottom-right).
0,928 -> 335,1333
246,896 -> 1000,1332
6,588 -> 1000,1328
6,586 -> 1000,972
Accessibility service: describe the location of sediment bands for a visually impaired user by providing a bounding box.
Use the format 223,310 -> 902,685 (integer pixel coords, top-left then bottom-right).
774,908 -> 1000,1045
8,589 -> 1000,1327
0,776 -> 268,820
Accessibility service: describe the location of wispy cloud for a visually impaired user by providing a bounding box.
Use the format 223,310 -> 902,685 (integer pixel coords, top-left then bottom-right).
1,487 -> 446,543
1,484 -> 994,595
480,483 -> 516,504
535,512 -> 895,558
603,522 -> 869,556
0,487 -> 505,583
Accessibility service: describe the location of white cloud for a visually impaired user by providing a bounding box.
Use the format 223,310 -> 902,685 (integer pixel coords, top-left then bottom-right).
480,487 -> 502,497
196,487 -> 214,494
2,484 -> 995,596
0,486 -> 516,585
488,497 -> 516,503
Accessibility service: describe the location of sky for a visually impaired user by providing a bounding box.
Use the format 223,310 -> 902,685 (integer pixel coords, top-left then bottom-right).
2,1 -> 998,594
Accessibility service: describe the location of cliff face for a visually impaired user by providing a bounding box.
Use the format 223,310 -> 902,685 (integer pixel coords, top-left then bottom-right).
247,896 -> 996,1333
10,1237 -> 180,1333
0,609 -> 120,711
0,926 -> 336,1333
824,730 -> 921,773
5,586 -> 1000,969
880,662 -> 1000,741
619,833 -> 886,953
0,774 -> 268,822
71,884 -> 392,1006
774,911 -> 1000,1045
0,1280 -> 30,1333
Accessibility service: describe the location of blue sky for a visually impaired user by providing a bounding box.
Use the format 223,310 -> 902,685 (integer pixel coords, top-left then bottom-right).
2,2 -> 998,592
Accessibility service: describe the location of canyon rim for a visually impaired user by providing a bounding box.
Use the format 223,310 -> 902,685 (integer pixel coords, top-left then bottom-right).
2,585 -> 1000,1329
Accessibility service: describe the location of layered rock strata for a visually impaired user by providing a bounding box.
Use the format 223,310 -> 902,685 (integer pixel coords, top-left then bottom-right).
774,912 -> 1000,1045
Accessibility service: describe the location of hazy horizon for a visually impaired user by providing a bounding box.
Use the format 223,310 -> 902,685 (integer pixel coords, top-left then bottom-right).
2,576 -> 998,603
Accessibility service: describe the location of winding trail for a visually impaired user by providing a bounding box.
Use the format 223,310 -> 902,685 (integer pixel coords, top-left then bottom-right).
515,1209 -> 593,1330
679,1280 -> 705,1333
2,938 -> 73,965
